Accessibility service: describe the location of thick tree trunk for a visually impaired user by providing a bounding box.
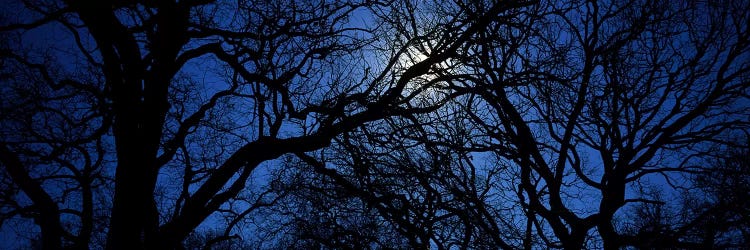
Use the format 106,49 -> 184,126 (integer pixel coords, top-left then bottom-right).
106,142 -> 157,249
598,171 -> 626,250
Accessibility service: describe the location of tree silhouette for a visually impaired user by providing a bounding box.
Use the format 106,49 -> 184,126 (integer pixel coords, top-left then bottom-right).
266,0 -> 750,249
1,0 -> 748,249
618,136 -> 750,248
0,0 -> 535,249
459,0 -> 750,248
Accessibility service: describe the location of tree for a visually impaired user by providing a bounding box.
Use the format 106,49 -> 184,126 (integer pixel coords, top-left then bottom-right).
2,0 -> 747,249
0,0 -> 533,249
459,0 -> 750,248
618,135 -> 750,248
688,136 -> 750,247
268,0 -> 750,249
262,1 -> 543,248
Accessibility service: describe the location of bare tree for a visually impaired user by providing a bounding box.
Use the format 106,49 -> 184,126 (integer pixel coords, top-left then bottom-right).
251,0 -> 749,248
689,136 -> 750,247
0,0 -> 534,249
623,134 -> 750,248
3,0 -> 746,249
261,1 -> 750,249
460,0 -> 750,249
262,1 -> 543,249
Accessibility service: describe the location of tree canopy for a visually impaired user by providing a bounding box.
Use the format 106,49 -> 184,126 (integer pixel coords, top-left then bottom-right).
1,0 -> 748,249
